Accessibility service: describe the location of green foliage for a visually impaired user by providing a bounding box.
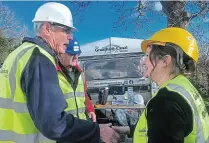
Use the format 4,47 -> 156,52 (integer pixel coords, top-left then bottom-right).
0,36 -> 17,63
188,75 -> 209,113
204,98 -> 209,112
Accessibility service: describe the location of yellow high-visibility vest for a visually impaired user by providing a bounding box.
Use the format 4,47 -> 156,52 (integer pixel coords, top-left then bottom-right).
133,75 -> 209,143
58,71 -> 86,120
0,41 -> 85,143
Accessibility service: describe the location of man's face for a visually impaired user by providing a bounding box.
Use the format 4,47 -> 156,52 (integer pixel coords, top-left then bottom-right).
71,54 -> 78,66
58,53 -> 78,68
42,23 -> 73,54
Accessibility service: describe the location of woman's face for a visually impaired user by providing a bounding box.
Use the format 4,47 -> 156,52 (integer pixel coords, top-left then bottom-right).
142,46 -> 164,81
142,46 -> 154,78
58,53 -> 74,68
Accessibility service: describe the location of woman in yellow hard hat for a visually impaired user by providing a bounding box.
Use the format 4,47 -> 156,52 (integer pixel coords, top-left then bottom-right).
113,27 -> 209,143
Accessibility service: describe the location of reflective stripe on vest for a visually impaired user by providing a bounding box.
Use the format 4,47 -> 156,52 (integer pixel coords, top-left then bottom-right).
64,92 -> 84,98
0,97 -> 27,112
0,92 -> 84,113
66,107 -> 86,115
0,130 -> 53,143
167,83 -> 209,143
0,43 -> 56,143
8,46 -> 36,101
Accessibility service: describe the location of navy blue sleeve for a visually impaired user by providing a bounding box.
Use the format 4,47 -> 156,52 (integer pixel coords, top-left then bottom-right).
21,48 -> 100,143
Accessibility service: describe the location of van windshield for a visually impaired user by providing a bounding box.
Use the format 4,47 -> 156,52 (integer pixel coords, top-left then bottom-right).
83,58 -> 144,81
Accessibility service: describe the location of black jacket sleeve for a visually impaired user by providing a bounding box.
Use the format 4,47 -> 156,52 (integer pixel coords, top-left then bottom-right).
21,48 -> 100,143
146,87 -> 193,143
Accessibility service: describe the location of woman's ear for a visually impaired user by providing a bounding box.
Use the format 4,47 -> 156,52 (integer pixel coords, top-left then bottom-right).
161,55 -> 172,68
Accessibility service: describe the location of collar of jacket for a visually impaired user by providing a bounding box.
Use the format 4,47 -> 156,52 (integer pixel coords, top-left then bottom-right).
75,64 -> 82,72
56,64 -> 62,72
22,37 -> 58,63
56,63 -> 81,73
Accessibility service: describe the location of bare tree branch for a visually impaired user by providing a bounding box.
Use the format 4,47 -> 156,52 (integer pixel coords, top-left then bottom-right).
190,2 -> 209,20
69,1 -> 92,25
0,2 -> 29,63
0,2 -> 28,39
109,1 -> 164,38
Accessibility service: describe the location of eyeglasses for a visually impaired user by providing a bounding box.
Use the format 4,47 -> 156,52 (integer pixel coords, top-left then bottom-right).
50,22 -> 72,34
56,25 -> 72,34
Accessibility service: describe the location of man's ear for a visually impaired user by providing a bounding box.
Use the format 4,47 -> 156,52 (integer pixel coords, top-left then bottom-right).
42,23 -> 51,36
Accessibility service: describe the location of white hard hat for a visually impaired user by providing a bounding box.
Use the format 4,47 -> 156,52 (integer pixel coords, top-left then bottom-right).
32,2 -> 77,30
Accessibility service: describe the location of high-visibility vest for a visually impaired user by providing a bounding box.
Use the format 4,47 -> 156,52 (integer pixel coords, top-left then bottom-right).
58,71 -> 86,120
0,41 -> 84,143
133,75 -> 209,143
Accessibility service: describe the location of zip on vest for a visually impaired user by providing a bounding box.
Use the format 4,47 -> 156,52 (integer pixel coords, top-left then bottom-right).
74,91 -> 80,119
71,71 -> 82,119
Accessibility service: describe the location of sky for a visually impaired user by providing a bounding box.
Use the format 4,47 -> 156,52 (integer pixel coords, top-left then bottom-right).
2,1 -> 167,45
10,1 -> 209,46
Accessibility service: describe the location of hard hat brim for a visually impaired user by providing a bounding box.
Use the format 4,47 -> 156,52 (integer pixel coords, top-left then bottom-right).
71,26 -> 78,32
32,19 -> 78,32
141,40 -> 166,53
65,50 -> 81,55
141,40 -> 153,53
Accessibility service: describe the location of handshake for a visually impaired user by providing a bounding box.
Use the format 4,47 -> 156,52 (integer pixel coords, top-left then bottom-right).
99,123 -> 130,143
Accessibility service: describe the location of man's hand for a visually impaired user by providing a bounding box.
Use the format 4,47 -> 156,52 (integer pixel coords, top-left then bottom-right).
88,112 -> 96,122
99,124 -> 120,143
112,126 -> 130,134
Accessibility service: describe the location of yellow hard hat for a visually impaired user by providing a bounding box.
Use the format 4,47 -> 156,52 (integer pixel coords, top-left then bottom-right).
141,27 -> 199,63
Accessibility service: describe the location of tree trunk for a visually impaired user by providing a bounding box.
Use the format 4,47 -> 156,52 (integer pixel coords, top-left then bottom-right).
160,1 -> 190,29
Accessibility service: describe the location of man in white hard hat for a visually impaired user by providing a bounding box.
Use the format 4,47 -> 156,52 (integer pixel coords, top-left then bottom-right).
0,2 -> 116,143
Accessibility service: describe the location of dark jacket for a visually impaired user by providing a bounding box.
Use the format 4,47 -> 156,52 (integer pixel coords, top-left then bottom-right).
146,87 -> 193,143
